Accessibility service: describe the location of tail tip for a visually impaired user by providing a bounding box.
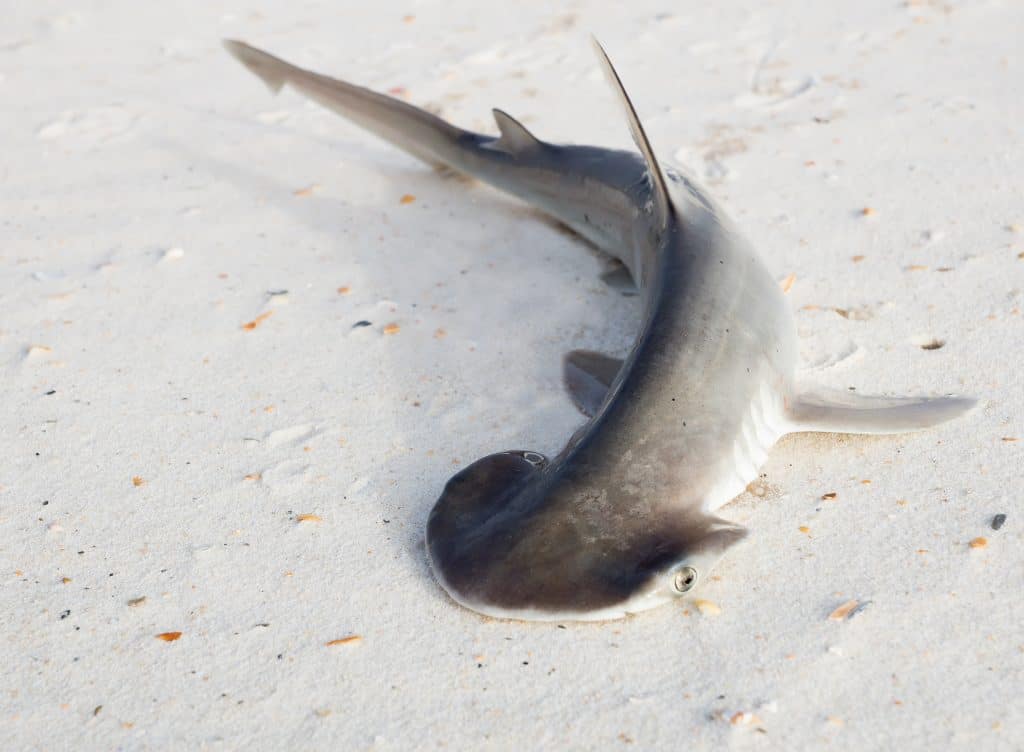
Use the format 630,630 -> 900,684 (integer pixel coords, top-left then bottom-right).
222,38 -> 286,94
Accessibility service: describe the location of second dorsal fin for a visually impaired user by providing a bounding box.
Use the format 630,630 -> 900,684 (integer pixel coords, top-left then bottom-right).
491,109 -> 542,154
591,38 -> 671,230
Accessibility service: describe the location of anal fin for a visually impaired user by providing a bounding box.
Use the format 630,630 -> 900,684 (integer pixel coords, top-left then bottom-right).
786,388 -> 977,435
563,350 -> 624,417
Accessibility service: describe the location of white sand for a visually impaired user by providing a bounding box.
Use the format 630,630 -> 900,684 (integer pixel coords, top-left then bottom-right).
3,1 -> 1022,748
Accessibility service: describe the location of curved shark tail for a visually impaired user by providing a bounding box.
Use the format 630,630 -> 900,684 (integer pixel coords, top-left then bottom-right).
222,39 -> 471,170
223,39 -> 292,93
785,388 -> 977,435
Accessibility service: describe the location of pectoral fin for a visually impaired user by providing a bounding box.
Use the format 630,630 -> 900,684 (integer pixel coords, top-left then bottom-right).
563,350 -> 625,417
599,263 -> 639,296
786,388 -> 977,435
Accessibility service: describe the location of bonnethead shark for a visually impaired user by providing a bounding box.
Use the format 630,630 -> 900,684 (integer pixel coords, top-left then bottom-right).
224,38 -> 976,622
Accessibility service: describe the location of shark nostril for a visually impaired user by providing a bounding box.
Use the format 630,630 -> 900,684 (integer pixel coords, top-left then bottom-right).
522,451 -> 546,466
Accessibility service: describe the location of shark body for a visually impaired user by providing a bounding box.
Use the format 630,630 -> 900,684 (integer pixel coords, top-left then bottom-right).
225,39 -> 975,621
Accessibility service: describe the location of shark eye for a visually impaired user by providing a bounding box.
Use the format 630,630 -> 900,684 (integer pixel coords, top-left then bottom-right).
672,566 -> 698,593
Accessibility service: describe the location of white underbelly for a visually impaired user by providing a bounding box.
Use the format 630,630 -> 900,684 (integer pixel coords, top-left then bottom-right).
702,379 -> 790,513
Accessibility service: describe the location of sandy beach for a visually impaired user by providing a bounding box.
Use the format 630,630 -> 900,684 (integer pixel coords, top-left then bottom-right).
2,0 -> 1022,748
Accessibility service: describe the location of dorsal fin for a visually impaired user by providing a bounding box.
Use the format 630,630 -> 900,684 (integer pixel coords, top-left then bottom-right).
590,38 -> 671,229
491,109 -> 542,154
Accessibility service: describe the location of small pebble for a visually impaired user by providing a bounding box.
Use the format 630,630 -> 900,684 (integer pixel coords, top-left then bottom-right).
156,632 -> 182,642
969,537 -> 987,549
296,513 -> 322,523
131,476 -> 145,487
729,711 -> 760,726
325,635 -> 362,647
694,599 -> 721,615
382,323 -> 400,335
127,596 -> 146,607
399,194 -> 416,205
991,514 -> 1007,531
352,320 -> 372,329
241,311 -> 273,331
828,599 -> 861,621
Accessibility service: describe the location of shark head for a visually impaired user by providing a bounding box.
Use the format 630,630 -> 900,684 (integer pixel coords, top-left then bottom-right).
426,451 -> 748,622
615,519 -> 748,617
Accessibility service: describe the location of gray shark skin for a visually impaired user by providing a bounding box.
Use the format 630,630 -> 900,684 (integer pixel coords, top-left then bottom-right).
224,39 -> 976,622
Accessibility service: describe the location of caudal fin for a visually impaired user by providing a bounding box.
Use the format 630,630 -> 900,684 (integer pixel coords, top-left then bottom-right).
786,388 -> 977,435
223,40 -> 293,93
223,39 -> 468,169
